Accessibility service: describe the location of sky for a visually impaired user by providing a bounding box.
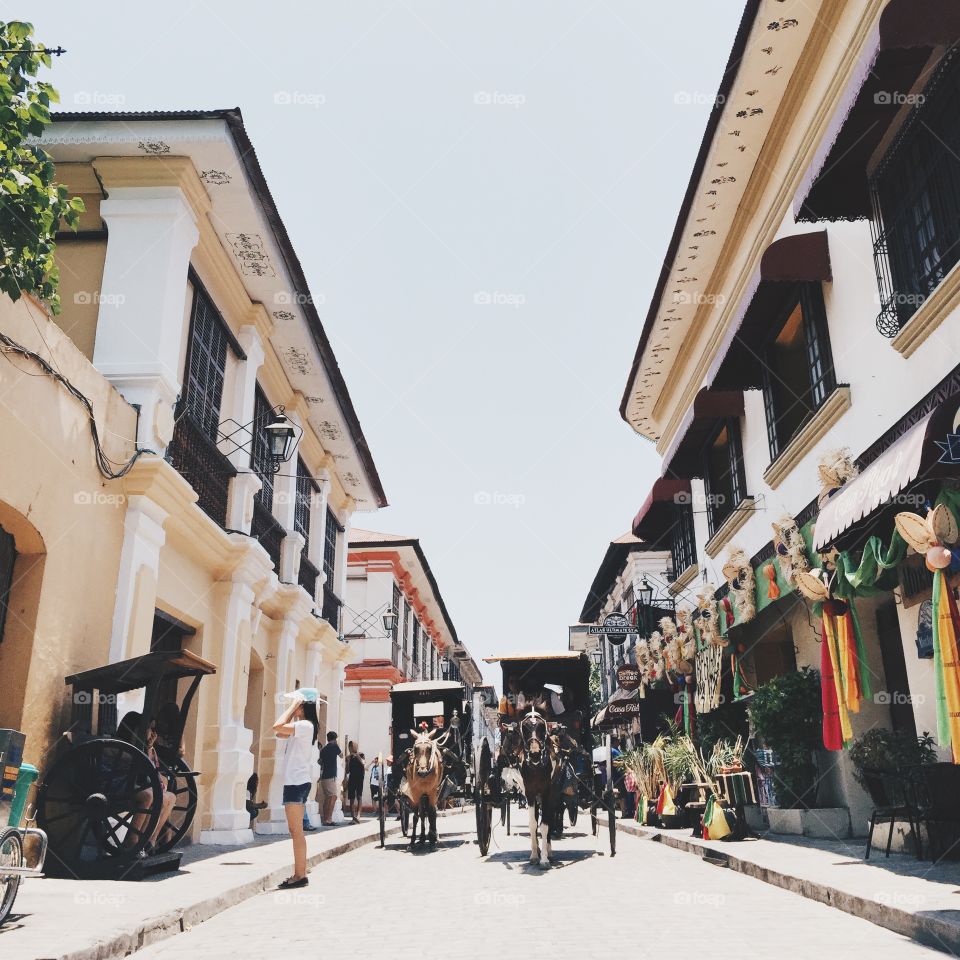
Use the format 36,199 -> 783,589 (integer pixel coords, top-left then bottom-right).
28,1 -> 737,686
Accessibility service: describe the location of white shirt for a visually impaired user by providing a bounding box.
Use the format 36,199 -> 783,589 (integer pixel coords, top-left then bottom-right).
282,720 -> 315,786
370,763 -> 389,787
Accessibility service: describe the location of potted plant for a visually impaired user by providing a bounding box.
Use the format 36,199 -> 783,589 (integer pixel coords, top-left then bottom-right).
849,729 -> 936,790
749,668 -> 850,838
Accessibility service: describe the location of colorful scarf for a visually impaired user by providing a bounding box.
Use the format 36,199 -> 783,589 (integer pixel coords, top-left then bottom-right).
932,571 -> 960,761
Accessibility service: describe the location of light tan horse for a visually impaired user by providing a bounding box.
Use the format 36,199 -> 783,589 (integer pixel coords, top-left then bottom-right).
403,727 -> 445,847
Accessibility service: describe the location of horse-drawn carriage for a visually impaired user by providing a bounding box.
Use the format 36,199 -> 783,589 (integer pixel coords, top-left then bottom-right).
476,651 -> 617,863
36,649 -> 216,879
377,680 -> 473,848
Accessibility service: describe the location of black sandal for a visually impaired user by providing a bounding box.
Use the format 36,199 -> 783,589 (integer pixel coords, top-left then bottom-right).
278,876 -> 309,889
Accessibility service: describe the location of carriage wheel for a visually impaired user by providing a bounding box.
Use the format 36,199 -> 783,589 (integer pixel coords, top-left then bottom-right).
605,787 -> 617,857
475,787 -> 493,856
0,828 -> 23,926
591,802 -> 598,836
37,739 -> 162,875
154,756 -> 198,854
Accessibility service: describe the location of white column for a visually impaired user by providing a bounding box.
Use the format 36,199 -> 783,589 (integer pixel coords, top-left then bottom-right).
109,495 -> 168,663
335,512 -> 352,601
276,409 -> 303,583
309,471 -> 331,580
199,558 -> 262,845
93,186 -> 199,453
255,618 -> 298,832
224,325 -> 265,533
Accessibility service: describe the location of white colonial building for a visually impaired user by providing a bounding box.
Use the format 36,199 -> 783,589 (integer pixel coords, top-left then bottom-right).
340,530 -> 484,804
620,0 -> 960,837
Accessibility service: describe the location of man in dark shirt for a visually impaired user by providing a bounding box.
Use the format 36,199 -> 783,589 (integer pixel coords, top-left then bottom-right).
318,731 -> 342,825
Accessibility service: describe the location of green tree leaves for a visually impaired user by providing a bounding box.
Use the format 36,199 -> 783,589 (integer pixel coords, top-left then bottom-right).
0,21 -> 82,312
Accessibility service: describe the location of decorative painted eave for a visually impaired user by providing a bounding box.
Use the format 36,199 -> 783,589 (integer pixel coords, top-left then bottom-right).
621,0 -> 822,441
41,109 -> 387,510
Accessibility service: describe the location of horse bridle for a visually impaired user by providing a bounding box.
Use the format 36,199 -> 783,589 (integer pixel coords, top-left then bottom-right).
519,708 -> 549,769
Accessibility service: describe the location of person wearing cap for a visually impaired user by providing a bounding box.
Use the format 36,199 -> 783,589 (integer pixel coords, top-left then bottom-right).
273,689 -> 320,889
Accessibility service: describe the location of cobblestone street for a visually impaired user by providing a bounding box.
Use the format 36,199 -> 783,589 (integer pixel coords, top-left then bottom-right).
129,812 -> 939,959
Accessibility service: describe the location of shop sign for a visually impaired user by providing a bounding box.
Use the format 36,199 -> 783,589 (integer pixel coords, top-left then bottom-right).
588,612 -> 636,646
616,663 -> 641,691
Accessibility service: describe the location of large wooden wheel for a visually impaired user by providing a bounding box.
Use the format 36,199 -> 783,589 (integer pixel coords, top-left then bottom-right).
475,739 -> 493,855
605,786 -> 617,857
37,739 -> 162,876
154,756 -> 198,854
0,828 -> 23,926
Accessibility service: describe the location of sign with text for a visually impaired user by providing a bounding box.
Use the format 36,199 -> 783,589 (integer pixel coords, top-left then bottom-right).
616,664 -> 641,691
605,698 -> 640,720
587,612 -> 636,646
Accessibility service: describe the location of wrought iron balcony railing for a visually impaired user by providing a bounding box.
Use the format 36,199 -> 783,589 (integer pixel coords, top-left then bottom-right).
321,585 -> 343,633
251,499 -> 284,572
298,555 -> 319,602
165,413 -> 236,528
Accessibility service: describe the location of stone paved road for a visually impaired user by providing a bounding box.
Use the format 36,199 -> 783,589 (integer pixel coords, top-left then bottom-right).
132,812 -> 940,959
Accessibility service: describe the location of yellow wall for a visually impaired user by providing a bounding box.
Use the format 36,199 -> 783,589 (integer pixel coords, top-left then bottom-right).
0,293 -> 137,756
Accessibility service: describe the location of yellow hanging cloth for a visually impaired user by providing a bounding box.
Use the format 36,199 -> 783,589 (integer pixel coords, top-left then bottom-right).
935,576 -> 960,762
837,610 -> 861,714
823,613 -> 853,743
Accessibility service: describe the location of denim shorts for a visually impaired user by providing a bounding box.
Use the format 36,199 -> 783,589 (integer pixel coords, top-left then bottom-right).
282,782 -> 311,805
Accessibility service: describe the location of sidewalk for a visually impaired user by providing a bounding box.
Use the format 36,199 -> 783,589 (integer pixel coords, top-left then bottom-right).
613,817 -> 960,956
1,816 -> 400,960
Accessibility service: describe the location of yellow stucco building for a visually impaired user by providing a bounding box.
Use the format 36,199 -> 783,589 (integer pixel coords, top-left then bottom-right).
0,109 -> 387,843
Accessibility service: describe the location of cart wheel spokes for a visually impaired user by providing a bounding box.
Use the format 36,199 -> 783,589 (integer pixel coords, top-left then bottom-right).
154,757 -> 198,854
606,788 -> 617,857
38,739 -> 162,872
0,828 -> 23,927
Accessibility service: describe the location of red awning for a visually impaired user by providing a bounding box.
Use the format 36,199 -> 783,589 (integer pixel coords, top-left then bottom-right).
661,389 -> 745,479
710,230 -> 831,391
631,476 -> 692,543
797,0 -> 960,222
814,395 -> 960,550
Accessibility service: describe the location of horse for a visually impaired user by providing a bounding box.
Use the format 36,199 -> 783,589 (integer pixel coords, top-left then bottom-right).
515,707 -> 557,867
403,727 -> 445,847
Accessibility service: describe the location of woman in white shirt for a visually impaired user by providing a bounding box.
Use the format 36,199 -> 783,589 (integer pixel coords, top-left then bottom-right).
273,690 -> 319,889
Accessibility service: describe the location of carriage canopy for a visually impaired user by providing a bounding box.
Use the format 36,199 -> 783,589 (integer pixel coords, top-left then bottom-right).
389,680 -> 467,759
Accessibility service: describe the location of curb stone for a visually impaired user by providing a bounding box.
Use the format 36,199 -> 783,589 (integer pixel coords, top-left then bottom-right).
607,816 -> 960,957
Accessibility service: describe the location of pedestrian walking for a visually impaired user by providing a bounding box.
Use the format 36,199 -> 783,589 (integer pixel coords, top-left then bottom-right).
318,730 -> 342,825
345,741 -> 364,823
272,688 -> 320,889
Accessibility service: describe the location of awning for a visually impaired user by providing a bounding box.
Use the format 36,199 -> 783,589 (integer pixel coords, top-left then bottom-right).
661,388 -> 745,478
631,476 -> 692,543
710,230 -> 832,390
813,397 -> 960,550
592,687 -> 640,730
796,0 -> 960,222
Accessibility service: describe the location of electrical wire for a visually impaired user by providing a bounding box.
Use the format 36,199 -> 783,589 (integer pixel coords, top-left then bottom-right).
0,331 -> 151,479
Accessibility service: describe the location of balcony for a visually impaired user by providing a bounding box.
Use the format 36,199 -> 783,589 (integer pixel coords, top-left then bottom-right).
321,585 -> 343,633
165,413 -> 236,527
391,641 -> 401,668
251,498 -> 284,571
298,554 -> 319,601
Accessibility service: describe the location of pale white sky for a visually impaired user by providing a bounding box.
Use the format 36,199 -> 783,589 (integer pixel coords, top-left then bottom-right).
29,1 -> 736,685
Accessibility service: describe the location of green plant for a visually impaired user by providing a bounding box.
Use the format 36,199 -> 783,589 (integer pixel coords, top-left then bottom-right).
0,21 -> 83,311
588,662 -> 604,717
849,729 -> 936,789
749,667 -> 823,809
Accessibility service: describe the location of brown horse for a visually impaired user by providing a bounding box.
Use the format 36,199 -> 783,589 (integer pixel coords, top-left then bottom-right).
403,728 -> 444,847
516,708 -> 556,867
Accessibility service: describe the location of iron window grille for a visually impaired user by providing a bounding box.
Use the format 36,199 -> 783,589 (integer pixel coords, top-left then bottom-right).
391,583 -> 402,666
671,500 -> 696,580
702,417 -> 747,537
760,283 -> 837,461
323,508 -> 343,586
294,456 -> 319,596
251,387 -> 275,513
869,48 -> 960,337
402,600 -> 411,657
166,281 -> 240,527
412,619 -> 420,663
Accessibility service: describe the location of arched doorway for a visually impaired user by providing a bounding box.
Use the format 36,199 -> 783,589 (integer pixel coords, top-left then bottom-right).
0,503 -> 45,732
244,649 -> 266,794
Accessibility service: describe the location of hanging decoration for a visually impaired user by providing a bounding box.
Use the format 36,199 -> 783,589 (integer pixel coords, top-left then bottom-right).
894,500 -> 960,759
648,631 -> 665,684
764,563 -> 780,600
677,606 -> 697,662
816,447 -> 859,508
694,583 -> 722,647
771,513 -> 809,586
694,643 -> 724,714
722,544 -> 756,624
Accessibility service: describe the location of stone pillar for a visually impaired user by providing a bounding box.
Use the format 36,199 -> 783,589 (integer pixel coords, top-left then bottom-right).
275,408 -> 303,584
109,495 -> 168,663
199,548 -> 270,844
224,325 -> 266,533
91,160 -> 204,454
310,471 -> 331,587
255,602 -> 315,834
